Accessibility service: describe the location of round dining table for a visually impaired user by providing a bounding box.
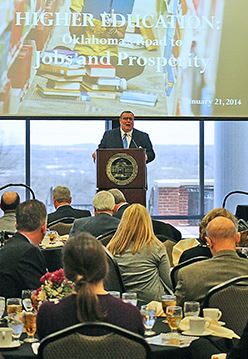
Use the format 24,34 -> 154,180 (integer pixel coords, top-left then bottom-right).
0,318 -> 230,359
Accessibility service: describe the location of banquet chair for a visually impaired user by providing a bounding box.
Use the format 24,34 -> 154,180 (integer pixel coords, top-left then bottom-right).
38,322 -> 151,359
103,247 -> 126,294
202,275 -> 248,343
49,223 -> 73,236
171,256 -> 209,291
152,220 -> 182,243
97,229 -> 116,246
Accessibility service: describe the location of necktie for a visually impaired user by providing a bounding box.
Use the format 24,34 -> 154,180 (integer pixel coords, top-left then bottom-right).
123,133 -> 128,149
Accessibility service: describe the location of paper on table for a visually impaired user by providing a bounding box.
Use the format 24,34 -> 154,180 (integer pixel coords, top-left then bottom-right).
31,342 -> 40,355
147,301 -> 165,317
178,317 -> 240,340
211,354 -> 227,359
42,241 -> 64,249
146,333 -> 199,347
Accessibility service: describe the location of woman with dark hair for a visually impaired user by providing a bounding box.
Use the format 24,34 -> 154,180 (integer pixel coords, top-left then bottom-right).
36,232 -> 143,340
107,204 -> 172,303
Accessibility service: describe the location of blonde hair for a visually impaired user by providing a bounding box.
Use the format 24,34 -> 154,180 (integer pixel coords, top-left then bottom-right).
107,203 -> 162,255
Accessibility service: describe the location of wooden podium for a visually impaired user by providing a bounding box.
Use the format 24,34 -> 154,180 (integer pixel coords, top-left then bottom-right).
96,148 -> 147,206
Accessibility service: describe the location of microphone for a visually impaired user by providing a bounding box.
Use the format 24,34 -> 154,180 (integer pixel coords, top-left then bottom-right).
131,137 -> 139,149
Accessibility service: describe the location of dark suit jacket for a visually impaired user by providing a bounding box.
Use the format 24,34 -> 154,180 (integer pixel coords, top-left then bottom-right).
69,212 -> 120,238
98,127 -> 155,163
0,232 -> 47,298
47,204 -> 91,227
113,203 -> 130,219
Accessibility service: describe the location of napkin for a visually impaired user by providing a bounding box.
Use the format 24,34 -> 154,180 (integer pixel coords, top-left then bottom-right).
31,342 -> 40,355
172,238 -> 199,266
147,301 -> 165,317
178,317 -> 240,340
211,355 -> 227,359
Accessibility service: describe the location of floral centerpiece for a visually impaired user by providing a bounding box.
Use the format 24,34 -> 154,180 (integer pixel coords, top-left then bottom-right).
32,269 -> 75,309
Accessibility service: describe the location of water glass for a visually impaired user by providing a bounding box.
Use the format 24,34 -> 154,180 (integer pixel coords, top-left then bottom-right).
122,292 -> 137,306
8,317 -> 24,344
183,301 -> 200,317
22,290 -> 34,312
140,305 -> 157,336
108,291 -> 121,298
0,297 -> 5,318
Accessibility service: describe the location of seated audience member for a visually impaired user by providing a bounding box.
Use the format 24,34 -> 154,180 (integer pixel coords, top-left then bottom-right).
108,188 -> 130,219
179,208 -> 245,263
69,191 -> 120,238
107,204 -> 173,303
0,191 -> 20,232
47,186 -> 91,227
37,232 -> 144,340
0,199 -> 47,298
175,217 -> 248,307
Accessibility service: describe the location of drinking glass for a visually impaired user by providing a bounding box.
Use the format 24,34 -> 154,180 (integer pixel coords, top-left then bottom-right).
0,297 -> 5,318
166,306 -> 183,334
140,305 -> 157,336
22,311 -> 38,343
122,292 -> 137,306
22,290 -> 34,312
161,294 -> 177,323
108,291 -> 121,298
7,298 -> 22,318
183,301 -> 200,317
8,317 -> 24,344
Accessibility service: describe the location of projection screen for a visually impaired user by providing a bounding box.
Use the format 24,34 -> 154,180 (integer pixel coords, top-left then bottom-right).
0,0 -> 247,118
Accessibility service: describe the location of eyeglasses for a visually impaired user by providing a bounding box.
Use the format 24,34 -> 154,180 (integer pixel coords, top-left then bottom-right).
121,117 -> 134,121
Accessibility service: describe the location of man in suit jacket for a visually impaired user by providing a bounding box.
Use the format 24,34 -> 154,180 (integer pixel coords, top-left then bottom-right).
0,199 -> 47,298
108,188 -> 130,219
92,111 -> 155,164
0,191 -> 20,233
175,217 -> 248,307
47,186 -> 91,227
69,191 -> 120,238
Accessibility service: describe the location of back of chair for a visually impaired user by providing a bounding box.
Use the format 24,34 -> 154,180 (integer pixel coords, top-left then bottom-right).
49,223 -> 73,236
103,247 -> 126,294
97,230 -> 116,247
202,276 -> 248,340
152,220 -> 182,242
171,256 -> 209,291
38,322 -> 151,359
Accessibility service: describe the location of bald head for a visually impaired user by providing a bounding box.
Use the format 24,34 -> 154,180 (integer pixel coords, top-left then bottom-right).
206,217 -> 240,254
0,191 -> 20,213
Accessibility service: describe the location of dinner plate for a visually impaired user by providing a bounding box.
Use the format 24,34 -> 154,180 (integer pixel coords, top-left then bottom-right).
182,329 -> 213,336
0,341 -> 21,349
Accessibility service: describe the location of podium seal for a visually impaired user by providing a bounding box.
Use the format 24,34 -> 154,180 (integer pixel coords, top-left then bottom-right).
106,153 -> 138,185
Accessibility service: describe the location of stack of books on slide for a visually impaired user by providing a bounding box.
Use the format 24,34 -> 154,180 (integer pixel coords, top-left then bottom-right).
81,64 -> 120,100
36,48 -> 87,99
120,91 -> 158,107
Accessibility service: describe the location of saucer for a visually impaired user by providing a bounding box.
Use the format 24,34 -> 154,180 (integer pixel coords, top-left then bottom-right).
182,329 -> 213,337
0,341 -> 21,349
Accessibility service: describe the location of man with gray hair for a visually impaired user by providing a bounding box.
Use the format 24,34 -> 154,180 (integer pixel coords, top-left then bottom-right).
0,199 -> 47,298
47,185 -> 91,227
175,216 -> 248,307
69,191 -> 120,238
0,191 -> 20,232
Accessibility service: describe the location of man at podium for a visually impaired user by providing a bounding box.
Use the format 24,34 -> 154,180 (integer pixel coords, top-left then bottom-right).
92,111 -> 155,163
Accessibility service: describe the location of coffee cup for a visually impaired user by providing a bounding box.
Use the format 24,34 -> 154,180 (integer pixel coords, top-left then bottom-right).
203,308 -> 222,321
0,328 -> 12,347
189,317 -> 211,335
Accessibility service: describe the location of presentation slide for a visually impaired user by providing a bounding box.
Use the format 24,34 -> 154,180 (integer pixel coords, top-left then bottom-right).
0,0 -> 247,118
